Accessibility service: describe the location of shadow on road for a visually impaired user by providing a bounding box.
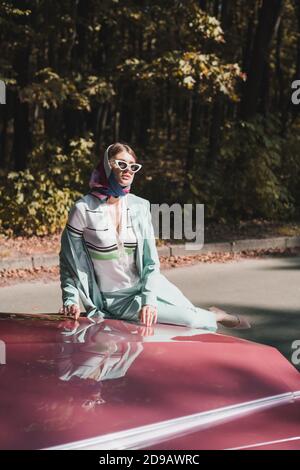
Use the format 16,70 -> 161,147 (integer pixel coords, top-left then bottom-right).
197,303 -> 300,371
256,256 -> 300,270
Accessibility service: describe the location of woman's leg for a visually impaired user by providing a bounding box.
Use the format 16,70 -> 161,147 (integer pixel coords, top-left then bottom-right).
100,275 -> 246,331
155,297 -> 217,332
101,286 -> 143,323
101,285 -> 217,332
153,275 -> 244,330
154,274 -> 217,330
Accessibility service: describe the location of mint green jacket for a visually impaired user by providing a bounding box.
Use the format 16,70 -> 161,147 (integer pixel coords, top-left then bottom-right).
59,193 -> 190,322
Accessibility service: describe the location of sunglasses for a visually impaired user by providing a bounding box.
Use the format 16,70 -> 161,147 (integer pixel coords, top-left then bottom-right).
111,159 -> 142,173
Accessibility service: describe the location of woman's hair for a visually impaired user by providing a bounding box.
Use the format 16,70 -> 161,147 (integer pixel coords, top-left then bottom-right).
106,142 -> 138,162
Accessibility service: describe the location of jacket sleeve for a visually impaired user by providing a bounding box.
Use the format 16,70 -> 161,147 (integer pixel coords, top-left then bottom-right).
59,245 -> 80,307
59,201 -> 86,307
140,200 -> 161,308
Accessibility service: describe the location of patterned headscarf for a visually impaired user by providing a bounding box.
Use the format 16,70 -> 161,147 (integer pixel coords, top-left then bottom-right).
88,144 -> 131,201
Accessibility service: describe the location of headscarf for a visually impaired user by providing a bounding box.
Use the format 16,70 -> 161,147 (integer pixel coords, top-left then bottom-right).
88,144 -> 131,201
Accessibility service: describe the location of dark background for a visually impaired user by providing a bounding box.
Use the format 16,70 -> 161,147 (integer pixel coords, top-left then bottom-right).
0,0 -> 299,237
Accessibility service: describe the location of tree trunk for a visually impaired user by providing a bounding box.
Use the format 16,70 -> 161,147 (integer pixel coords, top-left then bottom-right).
241,0 -> 283,119
206,0 -> 232,168
0,101 -> 8,169
12,46 -> 31,170
198,0 -> 207,12
291,0 -> 300,123
184,78 -> 201,195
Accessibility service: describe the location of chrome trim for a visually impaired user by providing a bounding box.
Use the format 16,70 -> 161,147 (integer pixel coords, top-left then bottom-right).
45,390 -> 300,450
227,435 -> 300,450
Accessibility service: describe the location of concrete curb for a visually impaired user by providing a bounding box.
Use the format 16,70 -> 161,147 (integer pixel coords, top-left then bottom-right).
170,236 -> 300,256
0,254 -> 59,271
0,236 -> 299,271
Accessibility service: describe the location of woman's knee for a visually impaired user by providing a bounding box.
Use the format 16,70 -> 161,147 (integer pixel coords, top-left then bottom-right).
182,308 -> 217,330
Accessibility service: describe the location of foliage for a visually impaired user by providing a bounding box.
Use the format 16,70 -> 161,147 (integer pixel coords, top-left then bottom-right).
1,0 -> 300,236
212,115 -> 297,221
0,136 -> 95,235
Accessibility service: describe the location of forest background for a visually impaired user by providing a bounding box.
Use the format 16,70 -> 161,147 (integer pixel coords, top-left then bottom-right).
0,0 -> 299,241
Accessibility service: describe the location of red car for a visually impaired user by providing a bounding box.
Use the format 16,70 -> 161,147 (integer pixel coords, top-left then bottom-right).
0,313 -> 300,450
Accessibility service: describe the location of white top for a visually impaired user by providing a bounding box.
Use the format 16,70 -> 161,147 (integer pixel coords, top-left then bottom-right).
67,194 -> 141,293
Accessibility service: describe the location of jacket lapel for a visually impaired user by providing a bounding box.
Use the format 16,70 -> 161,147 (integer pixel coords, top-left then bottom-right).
127,194 -> 143,278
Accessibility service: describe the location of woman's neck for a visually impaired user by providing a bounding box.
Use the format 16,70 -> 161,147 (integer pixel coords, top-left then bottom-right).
107,196 -> 120,205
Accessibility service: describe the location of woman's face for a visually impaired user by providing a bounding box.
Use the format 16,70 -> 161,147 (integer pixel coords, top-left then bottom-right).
109,150 -> 136,186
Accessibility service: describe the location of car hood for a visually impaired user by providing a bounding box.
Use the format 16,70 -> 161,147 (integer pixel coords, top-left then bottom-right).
0,313 -> 300,450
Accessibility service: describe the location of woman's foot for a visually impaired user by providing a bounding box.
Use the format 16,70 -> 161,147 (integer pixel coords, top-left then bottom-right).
208,306 -> 251,329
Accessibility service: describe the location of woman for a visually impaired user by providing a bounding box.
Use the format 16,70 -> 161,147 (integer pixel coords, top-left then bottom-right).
59,142 -> 250,331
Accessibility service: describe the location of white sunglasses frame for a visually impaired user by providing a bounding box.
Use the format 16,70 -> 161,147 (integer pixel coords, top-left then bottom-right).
110,159 -> 142,173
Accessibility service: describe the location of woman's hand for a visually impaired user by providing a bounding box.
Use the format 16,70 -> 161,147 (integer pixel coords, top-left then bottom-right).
58,304 -> 81,320
139,304 -> 158,327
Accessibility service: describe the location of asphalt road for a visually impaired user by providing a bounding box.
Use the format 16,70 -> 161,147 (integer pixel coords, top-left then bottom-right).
1,255 -> 300,369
